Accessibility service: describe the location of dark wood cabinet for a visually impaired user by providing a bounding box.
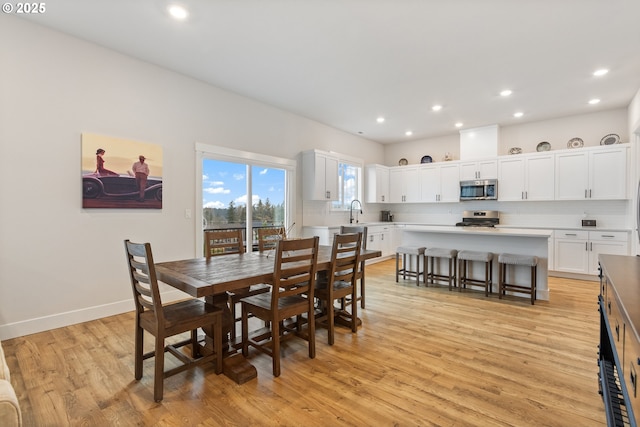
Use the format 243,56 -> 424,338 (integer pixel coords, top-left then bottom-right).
599,255 -> 640,427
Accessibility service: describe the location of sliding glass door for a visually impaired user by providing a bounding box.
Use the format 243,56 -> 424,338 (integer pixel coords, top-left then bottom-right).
201,156 -> 289,252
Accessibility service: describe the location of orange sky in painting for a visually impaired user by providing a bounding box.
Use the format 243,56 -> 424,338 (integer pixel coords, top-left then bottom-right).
81,133 -> 164,178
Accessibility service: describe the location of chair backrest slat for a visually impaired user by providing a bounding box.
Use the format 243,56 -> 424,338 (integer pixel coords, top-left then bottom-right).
330,233 -> 362,286
271,236 -> 319,305
257,227 -> 286,252
339,225 -> 368,250
125,240 -> 164,323
204,230 -> 245,258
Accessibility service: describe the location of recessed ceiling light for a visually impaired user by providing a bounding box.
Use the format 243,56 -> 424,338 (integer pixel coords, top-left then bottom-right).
593,69 -> 609,77
405,130 -> 413,136
500,90 -> 512,97
168,4 -> 189,20
513,112 -> 524,118
432,105 -> 443,112
589,98 -> 601,105
455,122 -> 463,128
376,117 -> 385,123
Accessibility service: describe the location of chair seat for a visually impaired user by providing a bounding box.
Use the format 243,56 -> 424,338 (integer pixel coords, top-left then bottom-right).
425,248 -> 458,259
397,246 -> 426,255
498,253 -> 538,266
458,250 -> 493,262
229,284 -> 271,298
241,292 -> 308,312
139,299 -> 221,335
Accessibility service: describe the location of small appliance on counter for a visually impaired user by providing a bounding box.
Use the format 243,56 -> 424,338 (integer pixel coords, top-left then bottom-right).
455,210 -> 499,227
581,219 -> 596,227
381,210 -> 393,222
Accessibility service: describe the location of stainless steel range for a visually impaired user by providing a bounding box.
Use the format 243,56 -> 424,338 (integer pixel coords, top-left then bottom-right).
455,210 -> 499,227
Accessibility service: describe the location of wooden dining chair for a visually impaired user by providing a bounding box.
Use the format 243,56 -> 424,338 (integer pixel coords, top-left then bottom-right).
124,240 -> 223,402
340,225 -> 368,309
204,229 -> 245,258
257,227 -> 286,252
314,232 -> 363,345
204,229 -> 270,343
240,236 -> 319,377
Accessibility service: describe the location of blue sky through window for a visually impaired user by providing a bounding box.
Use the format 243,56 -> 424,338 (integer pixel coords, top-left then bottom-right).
202,159 -> 285,209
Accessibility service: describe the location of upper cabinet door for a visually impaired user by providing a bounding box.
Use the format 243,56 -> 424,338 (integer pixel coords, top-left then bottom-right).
555,151 -> 590,200
555,146 -> 627,200
589,147 -> 627,200
302,150 -> 339,201
460,160 -> 498,180
365,164 -> 390,203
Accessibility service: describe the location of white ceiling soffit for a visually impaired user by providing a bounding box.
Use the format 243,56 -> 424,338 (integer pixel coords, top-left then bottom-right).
16,0 -> 640,144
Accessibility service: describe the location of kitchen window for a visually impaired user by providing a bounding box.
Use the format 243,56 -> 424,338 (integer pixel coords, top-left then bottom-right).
331,159 -> 362,211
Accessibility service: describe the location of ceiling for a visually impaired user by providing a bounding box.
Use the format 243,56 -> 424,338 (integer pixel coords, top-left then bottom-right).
20,0 -> 640,144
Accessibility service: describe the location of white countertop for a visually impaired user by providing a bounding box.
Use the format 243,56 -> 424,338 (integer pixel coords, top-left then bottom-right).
401,225 -> 553,238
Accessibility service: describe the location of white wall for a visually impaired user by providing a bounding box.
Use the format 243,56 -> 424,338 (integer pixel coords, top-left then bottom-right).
383,108 -> 628,167
0,16 -> 384,339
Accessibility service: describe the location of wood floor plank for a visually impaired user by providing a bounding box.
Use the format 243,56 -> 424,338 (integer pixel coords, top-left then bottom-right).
3,260 -> 606,426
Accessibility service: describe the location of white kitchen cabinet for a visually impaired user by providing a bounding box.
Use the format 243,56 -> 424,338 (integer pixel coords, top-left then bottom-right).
419,163 -> 460,203
498,152 -> 554,201
367,224 -> 393,259
302,149 -> 339,201
365,164 -> 390,203
459,159 -> 497,181
389,166 -> 420,203
587,231 -> 630,276
554,229 -> 629,275
555,145 -> 628,200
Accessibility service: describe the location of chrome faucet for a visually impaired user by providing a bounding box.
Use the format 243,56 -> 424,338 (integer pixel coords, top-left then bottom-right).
349,199 -> 363,224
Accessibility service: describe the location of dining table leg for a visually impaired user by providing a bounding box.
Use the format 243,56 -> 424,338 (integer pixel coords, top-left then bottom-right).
201,294 -> 257,384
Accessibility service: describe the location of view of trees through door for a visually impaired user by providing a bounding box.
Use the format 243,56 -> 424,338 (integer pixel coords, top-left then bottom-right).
202,158 -> 287,251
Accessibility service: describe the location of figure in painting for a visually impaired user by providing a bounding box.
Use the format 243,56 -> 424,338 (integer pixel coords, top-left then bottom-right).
132,155 -> 149,202
95,148 -> 118,176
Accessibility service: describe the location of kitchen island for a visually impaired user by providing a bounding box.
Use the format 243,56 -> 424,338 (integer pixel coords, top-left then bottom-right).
398,225 -> 553,300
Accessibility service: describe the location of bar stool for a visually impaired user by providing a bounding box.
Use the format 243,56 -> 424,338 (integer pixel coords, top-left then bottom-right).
498,253 -> 538,305
395,246 -> 426,285
457,250 -> 493,297
425,248 -> 458,290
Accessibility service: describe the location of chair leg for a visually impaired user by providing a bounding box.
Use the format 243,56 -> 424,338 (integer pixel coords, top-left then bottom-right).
360,263 -> 366,309
498,262 -> 504,298
351,289 -> 358,334
531,266 -> 536,305
308,302 -> 316,360
241,303 -> 249,357
327,297 -> 335,346
154,336 -> 165,402
134,324 -> 143,380
229,298 -> 237,342
272,318 -> 281,377
191,329 -> 200,358
213,319 -> 222,374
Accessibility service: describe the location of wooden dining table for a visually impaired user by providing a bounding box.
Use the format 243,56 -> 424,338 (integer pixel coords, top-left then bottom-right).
155,245 -> 381,384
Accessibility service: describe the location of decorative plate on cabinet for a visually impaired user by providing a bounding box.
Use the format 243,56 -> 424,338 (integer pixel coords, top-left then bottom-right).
420,155 -> 433,163
508,147 -> 522,155
600,134 -> 620,145
536,141 -> 551,152
398,158 -> 408,166
567,137 -> 584,148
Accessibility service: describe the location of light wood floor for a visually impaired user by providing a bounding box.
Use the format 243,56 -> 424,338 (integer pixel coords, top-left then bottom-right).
4,259 -> 606,426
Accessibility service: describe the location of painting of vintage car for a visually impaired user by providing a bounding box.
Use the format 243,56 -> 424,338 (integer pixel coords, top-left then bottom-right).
82,173 -> 163,208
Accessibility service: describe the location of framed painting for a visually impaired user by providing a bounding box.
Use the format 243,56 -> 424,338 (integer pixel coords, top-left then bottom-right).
81,133 -> 163,209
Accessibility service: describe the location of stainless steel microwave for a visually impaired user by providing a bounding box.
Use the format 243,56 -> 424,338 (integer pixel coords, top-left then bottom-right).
459,179 -> 498,201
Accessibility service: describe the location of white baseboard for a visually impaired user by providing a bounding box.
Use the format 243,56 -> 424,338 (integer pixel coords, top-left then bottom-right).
0,289 -> 186,341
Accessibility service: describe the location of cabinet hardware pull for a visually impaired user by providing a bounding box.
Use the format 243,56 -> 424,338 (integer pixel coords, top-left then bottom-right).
601,235 -> 615,238
565,233 -> 577,236
585,242 -> 588,251
589,189 -> 592,198
585,189 -> 588,198
590,242 -> 593,251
